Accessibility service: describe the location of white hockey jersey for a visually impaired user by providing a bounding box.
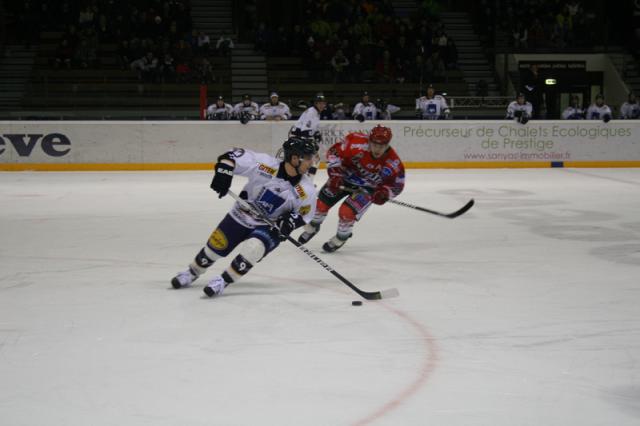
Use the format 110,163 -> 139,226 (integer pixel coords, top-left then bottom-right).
225,148 -> 317,228
293,106 -> 321,135
620,102 -> 640,119
260,102 -> 291,120
562,106 -> 584,120
233,101 -> 260,119
585,104 -> 612,120
376,103 -> 401,120
506,101 -> 533,119
206,103 -> 234,120
416,95 -> 450,119
352,102 -> 377,120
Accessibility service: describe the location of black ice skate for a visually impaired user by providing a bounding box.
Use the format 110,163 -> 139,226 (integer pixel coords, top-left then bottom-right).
322,234 -> 351,253
298,221 -> 321,244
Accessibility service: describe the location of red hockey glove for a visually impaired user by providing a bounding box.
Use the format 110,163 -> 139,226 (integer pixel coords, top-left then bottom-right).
372,188 -> 389,205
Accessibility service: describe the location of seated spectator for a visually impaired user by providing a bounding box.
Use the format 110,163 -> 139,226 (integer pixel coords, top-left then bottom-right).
309,50 -> 328,82
352,91 -> 377,122
375,98 -> 401,120
425,51 -> 446,82
260,92 -> 291,121
375,49 -> 395,83
586,94 -> 612,122
207,96 -> 234,120
160,52 -> 176,83
116,40 -> 132,70
75,38 -> 97,69
53,39 -> 74,69
416,84 -> 451,120
233,94 -> 260,123
331,103 -> 349,120
130,51 -> 158,82
216,34 -> 234,56
272,26 -> 289,55
197,31 -> 211,55
562,95 -> 585,119
175,60 -> 192,83
444,39 -> 458,70
506,92 -> 533,124
620,93 -> 640,119
197,58 -> 215,84
348,52 -> 364,83
330,49 -> 350,82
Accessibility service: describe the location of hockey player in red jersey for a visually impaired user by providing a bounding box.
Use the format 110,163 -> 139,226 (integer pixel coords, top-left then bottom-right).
297,124 -> 405,252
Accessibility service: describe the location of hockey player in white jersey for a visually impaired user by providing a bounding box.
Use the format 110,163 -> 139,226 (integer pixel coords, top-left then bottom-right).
562,95 -> 585,119
233,94 -> 260,124
415,84 -> 450,120
352,91 -> 377,122
171,137 -> 318,297
375,98 -> 401,119
292,93 -> 327,137
620,92 -> 640,119
586,93 -> 612,122
206,95 -> 234,120
289,93 -> 327,178
506,92 -> 533,124
260,92 -> 291,121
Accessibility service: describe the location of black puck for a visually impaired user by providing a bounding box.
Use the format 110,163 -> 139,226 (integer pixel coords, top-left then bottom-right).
351,300 -> 363,306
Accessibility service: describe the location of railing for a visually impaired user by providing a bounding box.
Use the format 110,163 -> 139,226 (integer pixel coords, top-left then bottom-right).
449,96 -> 512,109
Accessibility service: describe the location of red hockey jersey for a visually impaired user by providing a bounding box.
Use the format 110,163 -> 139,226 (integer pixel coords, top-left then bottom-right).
326,132 -> 405,198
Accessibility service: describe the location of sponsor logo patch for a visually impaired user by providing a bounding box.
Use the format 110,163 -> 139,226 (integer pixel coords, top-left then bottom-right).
294,184 -> 307,200
208,228 -> 228,250
299,205 -> 311,215
258,163 -> 277,175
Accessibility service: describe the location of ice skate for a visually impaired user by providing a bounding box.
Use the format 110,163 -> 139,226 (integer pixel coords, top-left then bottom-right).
322,234 -> 351,253
171,268 -> 199,289
203,275 -> 227,297
298,222 -> 320,244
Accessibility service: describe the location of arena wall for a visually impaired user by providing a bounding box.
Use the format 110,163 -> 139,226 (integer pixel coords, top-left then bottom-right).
1,120 -> 639,171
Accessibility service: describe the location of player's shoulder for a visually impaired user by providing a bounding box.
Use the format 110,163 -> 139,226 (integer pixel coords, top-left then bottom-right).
346,131 -> 369,143
344,132 -> 369,150
235,149 -> 278,169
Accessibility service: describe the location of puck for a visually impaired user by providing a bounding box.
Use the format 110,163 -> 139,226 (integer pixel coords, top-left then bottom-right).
351,300 -> 363,306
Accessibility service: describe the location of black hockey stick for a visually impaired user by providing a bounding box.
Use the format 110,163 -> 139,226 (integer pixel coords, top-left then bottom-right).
341,186 -> 475,219
227,190 -> 399,300
388,198 -> 475,218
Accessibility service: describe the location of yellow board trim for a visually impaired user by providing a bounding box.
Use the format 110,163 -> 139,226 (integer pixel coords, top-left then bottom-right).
2,161 -> 640,171
0,163 -> 214,171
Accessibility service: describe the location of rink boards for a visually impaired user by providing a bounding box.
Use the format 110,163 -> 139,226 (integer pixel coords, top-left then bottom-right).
0,120 -> 639,170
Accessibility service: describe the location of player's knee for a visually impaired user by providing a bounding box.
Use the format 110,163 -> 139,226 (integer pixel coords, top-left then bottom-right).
316,199 -> 330,214
241,237 -> 267,265
338,203 -> 357,222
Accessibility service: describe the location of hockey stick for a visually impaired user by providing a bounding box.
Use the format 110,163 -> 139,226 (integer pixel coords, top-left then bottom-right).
227,190 -> 399,300
341,186 -> 475,219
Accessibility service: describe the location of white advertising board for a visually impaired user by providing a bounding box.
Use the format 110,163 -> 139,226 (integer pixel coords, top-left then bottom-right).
1,120 -> 639,170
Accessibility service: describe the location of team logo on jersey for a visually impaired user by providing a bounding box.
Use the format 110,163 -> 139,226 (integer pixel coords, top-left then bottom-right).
258,163 -> 277,176
229,148 -> 245,159
208,228 -> 228,250
256,188 -> 285,215
294,184 -> 307,200
299,205 -> 311,215
381,167 -> 392,177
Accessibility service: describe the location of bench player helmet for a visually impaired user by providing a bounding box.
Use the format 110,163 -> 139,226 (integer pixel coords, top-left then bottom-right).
282,136 -> 317,162
369,124 -> 392,145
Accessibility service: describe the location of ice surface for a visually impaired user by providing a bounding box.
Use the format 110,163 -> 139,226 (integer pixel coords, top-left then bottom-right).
1,169 -> 639,426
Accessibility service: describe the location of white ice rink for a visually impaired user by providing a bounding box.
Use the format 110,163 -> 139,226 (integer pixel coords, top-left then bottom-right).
1,168 -> 639,426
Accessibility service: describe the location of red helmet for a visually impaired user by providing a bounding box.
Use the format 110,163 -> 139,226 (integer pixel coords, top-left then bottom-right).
369,125 -> 392,145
